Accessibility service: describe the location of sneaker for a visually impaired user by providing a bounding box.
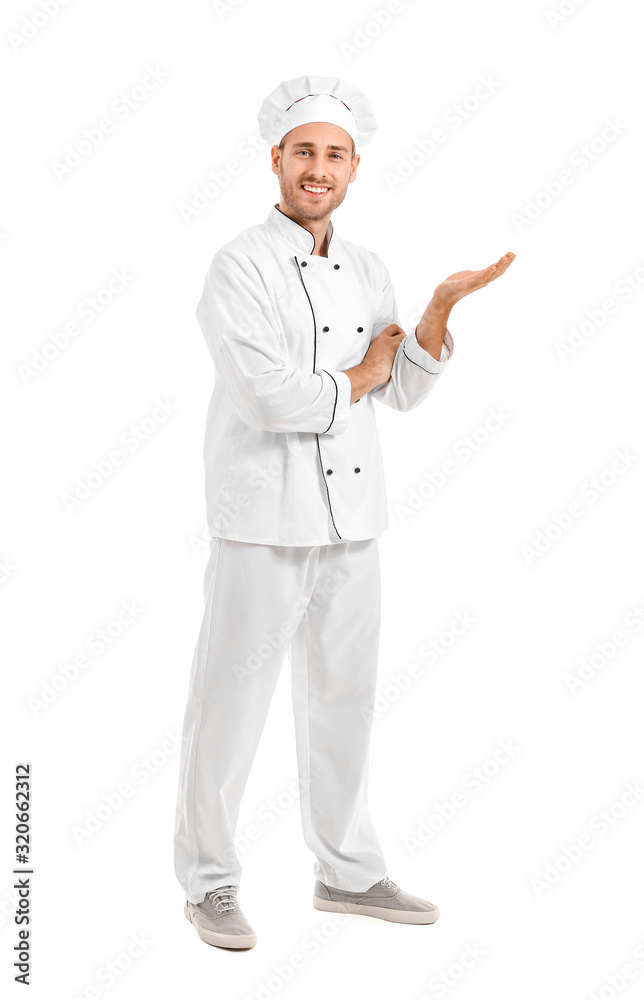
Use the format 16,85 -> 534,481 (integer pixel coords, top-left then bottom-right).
313,875 -> 440,925
184,885 -> 257,949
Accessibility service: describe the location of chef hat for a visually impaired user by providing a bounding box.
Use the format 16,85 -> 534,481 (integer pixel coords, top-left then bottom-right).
257,75 -> 377,151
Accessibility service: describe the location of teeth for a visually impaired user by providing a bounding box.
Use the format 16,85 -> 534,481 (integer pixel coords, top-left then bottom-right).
303,185 -> 329,193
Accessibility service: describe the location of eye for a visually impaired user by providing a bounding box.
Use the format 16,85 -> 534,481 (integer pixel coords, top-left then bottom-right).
295,150 -> 343,158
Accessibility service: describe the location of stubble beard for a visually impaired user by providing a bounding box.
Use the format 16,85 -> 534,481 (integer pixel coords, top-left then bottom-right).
279,171 -> 347,222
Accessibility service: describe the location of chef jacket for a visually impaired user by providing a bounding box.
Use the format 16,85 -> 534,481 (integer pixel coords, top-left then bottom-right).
196,204 -> 454,546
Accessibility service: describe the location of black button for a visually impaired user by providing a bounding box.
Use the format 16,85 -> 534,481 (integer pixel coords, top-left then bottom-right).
322,326 -> 329,332
334,264 -> 340,269
301,260 -> 307,267
354,467 -> 361,473
326,468 -> 333,475
357,326 -> 363,332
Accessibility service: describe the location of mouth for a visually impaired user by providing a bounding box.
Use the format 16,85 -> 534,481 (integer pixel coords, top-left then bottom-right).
301,183 -> 331,199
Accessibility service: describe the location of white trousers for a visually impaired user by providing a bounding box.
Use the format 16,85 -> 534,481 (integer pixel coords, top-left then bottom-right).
173,535 -> 388,904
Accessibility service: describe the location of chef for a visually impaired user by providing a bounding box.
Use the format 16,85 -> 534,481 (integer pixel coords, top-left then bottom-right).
175,74 -> 515,950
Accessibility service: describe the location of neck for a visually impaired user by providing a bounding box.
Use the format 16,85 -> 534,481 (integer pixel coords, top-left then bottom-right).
277,200 -> 331,257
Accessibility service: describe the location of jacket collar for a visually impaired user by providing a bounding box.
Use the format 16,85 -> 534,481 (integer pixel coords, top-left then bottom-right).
265,204 -> 335,257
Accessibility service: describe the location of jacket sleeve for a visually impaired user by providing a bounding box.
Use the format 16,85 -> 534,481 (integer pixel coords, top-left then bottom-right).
196,249 -> 351,435
369,256 -> 454,413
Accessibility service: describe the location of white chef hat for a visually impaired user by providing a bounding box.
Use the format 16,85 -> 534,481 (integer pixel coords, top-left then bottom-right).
257,74 -> 377,151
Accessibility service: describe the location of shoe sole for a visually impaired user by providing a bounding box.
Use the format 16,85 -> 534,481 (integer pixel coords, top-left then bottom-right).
184,902 -> 257,949
312,895 -> 440,924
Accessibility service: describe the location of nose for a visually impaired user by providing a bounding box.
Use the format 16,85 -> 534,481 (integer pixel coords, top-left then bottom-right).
304,153 -> 331,178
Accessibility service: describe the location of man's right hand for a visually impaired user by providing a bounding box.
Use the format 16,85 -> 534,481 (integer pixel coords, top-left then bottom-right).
362,324 -> 406,383
342,324 -> 406,403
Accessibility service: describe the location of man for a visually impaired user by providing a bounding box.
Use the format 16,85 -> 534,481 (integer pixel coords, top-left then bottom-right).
175,74 -> 515,951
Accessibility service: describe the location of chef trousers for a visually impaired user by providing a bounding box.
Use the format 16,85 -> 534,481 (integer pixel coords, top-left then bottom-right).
173,534 -> 388,904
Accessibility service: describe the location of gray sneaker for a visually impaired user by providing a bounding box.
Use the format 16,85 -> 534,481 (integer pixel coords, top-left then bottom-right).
184,885 -> 257,949
313,875 -> 440,925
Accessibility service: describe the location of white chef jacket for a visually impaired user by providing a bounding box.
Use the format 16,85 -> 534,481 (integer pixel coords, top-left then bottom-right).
196,204 -> 454,546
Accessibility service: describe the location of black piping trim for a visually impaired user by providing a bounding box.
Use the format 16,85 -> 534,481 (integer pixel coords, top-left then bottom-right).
294,254 -> 342,540
402,330 -> 442,374
316,435 -> 342,540
272,205 -> 335,254
319,369 -> 338,433
295,255 -> 317,371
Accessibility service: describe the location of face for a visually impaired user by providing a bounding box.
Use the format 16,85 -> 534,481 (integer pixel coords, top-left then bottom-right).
271,121 -> 360,221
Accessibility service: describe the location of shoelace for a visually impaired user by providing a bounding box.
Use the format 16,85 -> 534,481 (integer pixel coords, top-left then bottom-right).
206,885 -> 238,912
380,876 -> 398,889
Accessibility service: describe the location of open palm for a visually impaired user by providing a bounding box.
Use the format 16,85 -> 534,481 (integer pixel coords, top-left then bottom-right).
434,252 -> 516,307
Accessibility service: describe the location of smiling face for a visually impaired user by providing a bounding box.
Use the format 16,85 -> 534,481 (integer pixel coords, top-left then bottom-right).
271,121 -> 360,222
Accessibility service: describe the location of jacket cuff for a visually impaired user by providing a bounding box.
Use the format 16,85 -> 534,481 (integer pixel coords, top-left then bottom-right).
319,369 -> 351,435
403,326 -> 454,373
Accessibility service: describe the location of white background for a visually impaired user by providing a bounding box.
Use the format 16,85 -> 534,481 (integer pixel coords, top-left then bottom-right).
2,0 -> 643,997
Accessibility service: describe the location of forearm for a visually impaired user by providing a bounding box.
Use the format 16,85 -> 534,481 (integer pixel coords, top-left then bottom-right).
342,362 -> 383,404
416,296 -> 453,360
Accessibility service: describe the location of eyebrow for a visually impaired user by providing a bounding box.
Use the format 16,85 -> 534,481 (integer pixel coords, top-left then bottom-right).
290,141 -> 350,153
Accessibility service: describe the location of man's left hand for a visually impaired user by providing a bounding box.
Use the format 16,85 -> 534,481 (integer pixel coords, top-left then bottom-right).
433,251 -> 516,309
